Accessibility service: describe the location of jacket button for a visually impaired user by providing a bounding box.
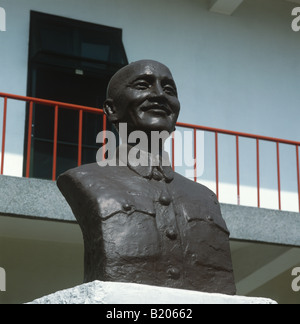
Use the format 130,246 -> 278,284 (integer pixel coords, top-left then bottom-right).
123,203 -> 132,212
166,229 -> 177,240
159,194 -> 172,206
206,215 -> 213,222
167,267 -> 181,280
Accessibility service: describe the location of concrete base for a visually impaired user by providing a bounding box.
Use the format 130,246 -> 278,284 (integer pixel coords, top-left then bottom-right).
26,281 -> 277,304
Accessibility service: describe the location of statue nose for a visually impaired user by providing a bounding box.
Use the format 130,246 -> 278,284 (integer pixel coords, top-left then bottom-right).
150,82 -> 165,97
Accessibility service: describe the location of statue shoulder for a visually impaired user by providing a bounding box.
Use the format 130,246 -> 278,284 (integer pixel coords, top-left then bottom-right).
57,163 -> 118,190
173,172 -> 218,201
57,163 -> 121,214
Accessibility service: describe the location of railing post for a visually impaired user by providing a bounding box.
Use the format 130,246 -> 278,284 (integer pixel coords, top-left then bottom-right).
194,128 -> 197,182
102,114 -> 107,162
52,105 -> 59,181
215,132 -> 219,200
0,97 -> 7,175
236,135 -> 240,205
78,109 -> 83,167
26,101 -> 34,178
276,142 -> 281,210
256,138 -> 260,208
296,145 -> 300,213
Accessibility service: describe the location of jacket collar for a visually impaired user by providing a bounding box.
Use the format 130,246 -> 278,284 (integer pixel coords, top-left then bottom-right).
116,144 -> 174,183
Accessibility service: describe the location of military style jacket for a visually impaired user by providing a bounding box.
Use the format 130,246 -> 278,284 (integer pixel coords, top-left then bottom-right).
57,146 -> 236,295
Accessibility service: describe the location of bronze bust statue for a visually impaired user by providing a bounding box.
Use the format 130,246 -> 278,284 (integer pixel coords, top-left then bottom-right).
57,60 -> 236,295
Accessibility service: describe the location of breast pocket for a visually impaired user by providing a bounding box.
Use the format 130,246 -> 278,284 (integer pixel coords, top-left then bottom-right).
176,197 -> 231,270
98,195 -> 161,259
176,196 -> 229,234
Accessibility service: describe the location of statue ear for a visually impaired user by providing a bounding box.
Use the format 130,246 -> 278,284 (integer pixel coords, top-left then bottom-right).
103,99 -> 119,123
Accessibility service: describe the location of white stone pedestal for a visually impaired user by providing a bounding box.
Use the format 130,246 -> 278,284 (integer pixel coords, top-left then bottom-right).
27,281 -> 277,304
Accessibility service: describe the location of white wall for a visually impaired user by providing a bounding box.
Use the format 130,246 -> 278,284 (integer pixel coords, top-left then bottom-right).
0,0 -> 299,210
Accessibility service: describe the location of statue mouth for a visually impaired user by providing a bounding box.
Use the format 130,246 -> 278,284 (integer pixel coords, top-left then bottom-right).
142,104 -> 172,116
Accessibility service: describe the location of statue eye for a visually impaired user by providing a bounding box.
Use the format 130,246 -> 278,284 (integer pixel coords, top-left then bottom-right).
164,85 -> 177,96
133,80 -> 150,90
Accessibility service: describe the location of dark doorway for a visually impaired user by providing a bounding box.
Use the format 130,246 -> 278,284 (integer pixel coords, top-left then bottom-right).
26,11 -> 128,179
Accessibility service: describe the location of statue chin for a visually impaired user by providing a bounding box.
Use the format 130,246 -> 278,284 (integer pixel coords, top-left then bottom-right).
130,119 -> 176,134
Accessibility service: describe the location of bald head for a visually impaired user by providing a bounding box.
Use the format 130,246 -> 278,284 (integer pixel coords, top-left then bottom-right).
104,59 -> 180,134
107,60 -> 175,99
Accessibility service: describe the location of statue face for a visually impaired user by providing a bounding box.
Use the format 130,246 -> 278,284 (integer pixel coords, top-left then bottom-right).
105,60 -> 181,134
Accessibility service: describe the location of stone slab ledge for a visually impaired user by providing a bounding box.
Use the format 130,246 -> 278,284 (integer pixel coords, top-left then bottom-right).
26,281 -> 277,304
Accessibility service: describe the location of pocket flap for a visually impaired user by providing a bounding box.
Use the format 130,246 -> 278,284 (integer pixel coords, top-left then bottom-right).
97,193 -> 156,220
178,196 -> 229,234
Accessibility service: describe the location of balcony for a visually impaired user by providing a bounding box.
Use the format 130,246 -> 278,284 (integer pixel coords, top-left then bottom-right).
1,91 -> 300,199
0,91 -> 299,247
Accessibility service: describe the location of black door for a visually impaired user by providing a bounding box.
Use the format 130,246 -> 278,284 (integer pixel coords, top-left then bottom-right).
26,11 -> 128,179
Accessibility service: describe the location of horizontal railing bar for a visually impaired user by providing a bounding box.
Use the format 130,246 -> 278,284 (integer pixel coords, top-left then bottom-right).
0,92 -> 103,114
1,92 -> 299,147
2,92 -> 299,147
176,122 -> 300,147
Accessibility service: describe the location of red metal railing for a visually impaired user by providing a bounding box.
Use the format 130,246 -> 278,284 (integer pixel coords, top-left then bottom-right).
172,122 -> 300,212
0,97 -> 7,176
0,92 -> 104,181
1,92 -> 300,212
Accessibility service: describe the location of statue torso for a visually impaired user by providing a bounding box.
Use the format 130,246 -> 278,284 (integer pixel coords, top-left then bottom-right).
58,162 -> 236,295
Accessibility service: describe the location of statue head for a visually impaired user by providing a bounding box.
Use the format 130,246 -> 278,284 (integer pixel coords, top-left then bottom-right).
103,60 -> 181,136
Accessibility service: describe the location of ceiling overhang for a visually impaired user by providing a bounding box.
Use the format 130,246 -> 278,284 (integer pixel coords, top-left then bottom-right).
209,0 -> 245,15
286,0 -> 300,5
